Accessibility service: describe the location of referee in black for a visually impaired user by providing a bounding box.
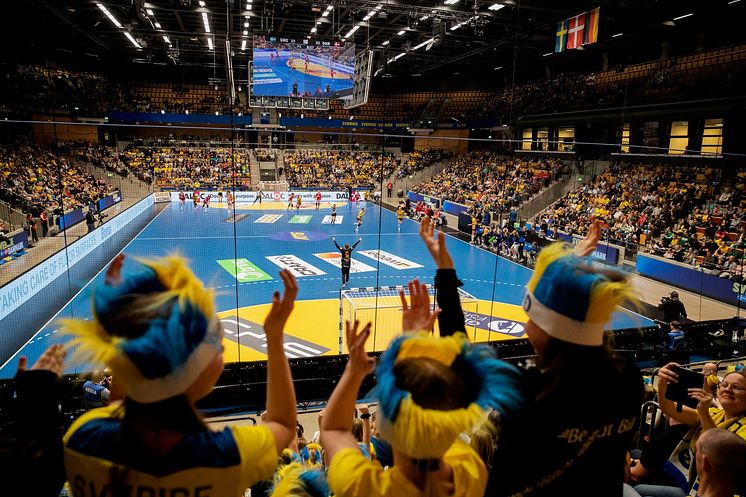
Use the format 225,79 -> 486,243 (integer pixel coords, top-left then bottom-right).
333,237 -> 361,288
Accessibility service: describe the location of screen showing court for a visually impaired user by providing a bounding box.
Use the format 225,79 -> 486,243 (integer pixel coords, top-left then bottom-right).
252,36 -> 355,97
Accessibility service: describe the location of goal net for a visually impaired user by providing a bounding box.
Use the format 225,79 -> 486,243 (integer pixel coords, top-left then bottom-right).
339,285 -> 478,354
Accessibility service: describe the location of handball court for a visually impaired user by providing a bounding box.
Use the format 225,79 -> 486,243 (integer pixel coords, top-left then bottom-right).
0,200 -> 654,377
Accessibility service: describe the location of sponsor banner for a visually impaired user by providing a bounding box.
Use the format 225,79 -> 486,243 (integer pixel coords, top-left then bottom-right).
0,195 -> 155,321
97,194 -> 123,212
407,191 -> 441,208
255,214 -> 283,224
154,192 -> 171,203
637,254 -> 743,306
168,191 -> 349,204
322,215 -> 344,224
268,231 -> 328,242
0,230 -> 28,259
313,252 -> 377,273
217,258 -> 272,283
357,250 -> 423,270
289,215 -> 312,224
224,213 -> 249,223
266,255 -> 327,277
443,200 -> 469,216
464,312 -> 526,337
220,316 -> 329,358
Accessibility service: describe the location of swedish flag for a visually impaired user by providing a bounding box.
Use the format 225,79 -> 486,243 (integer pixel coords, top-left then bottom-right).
555,19 -> 569,52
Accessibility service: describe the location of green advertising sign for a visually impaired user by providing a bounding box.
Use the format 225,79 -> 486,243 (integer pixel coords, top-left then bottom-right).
289,215 -> 312,224
217,259 -> 273,283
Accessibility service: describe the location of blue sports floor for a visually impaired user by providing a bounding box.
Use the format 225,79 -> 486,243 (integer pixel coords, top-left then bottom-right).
0,200 -> 654,377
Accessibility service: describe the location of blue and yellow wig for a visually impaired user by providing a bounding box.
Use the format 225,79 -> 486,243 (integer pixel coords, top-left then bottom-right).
523,243 -> 636,346
373,331 -> 522,460
271,462 -> 329,497
61,255 -> 223,403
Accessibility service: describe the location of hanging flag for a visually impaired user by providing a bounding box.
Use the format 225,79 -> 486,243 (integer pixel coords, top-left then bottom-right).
567,13 -> 586,49
584,7 -> 600,45
555,19 -> 569,52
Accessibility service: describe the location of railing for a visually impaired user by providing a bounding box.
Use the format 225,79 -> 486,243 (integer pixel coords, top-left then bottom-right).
0,200 -> 26,230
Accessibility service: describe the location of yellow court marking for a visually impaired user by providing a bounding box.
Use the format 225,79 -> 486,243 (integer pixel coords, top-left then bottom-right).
203,201 -> 347,211
218,298 -> 527,364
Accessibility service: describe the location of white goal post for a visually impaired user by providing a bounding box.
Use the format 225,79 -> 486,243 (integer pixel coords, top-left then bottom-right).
338,284 -> 478,354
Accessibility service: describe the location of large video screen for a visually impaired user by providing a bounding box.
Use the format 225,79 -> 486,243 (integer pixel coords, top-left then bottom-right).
252,36 -> 355,98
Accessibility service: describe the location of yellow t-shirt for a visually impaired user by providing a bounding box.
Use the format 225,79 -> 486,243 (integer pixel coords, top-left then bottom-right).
328,442 -> 487,497
64,404 -> 278,497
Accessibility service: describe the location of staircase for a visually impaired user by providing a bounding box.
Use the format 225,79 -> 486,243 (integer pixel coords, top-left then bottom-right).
249,150 -> 261,185
78,160 -> 152,201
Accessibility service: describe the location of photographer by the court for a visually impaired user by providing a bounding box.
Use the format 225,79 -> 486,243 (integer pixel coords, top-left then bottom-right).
658,291 -> 687,323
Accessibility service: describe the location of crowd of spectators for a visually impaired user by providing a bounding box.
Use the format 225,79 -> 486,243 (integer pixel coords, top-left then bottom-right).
255,149 -> 279,162
283,150 -> 400,188
394,148 -> 451,179
0,64 -> 127,116
94,146 -> 253,190
0,143 -> 116,216
535,162 -> 746,278
415,152 -> 570,210
80,145 -> 153,184
4,218 -> 744,497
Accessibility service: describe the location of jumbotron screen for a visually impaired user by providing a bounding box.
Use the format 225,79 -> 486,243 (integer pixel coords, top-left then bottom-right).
252,36 -> 355,98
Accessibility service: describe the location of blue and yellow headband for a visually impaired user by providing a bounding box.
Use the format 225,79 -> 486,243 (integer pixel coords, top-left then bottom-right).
524,243 -> 636,346
62,255 -> 223,403
271,462 -> 329,497
374,332 -> 521,460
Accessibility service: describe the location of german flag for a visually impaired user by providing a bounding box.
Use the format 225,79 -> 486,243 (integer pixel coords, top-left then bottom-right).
584,7 -> 600,45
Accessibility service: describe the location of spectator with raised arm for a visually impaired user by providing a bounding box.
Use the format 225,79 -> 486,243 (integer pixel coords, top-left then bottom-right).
62,255 -> 298,496
488,219 -> 645,497
322,276 -> 522,496
0,345 -> 67,497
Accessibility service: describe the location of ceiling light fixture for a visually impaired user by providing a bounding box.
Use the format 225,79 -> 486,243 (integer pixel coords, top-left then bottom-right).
673,13 -> 694,20
397,30 -> 406,35
382,40 -> 390,45
343,25 -> 360,38
163,35 -> 171,44
420,15 -> 429,21
207,37 -> 214,50
241,39 -> 247,50
311,27 -> 317,33
444,0 -> 459,4
413,37 -> 434,50
729,0 -> 741,4
244,21 -> 249,27
154,22 -> 161,29
243,30 -> 248,35
202,12 -> 211,33
96,4 -> 122,28
198,0 -> 206,6
612,32 -> 623,38
488,3 -> 505,10
124,32 -> 142,48
542,52 -> 552,56
146,9 -> 154,16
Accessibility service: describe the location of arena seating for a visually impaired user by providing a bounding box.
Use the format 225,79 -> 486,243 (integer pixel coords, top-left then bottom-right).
414,153 -> 570,208
0,143 -> 116,214
536,162 -> 746,277
283,150 -> 400,188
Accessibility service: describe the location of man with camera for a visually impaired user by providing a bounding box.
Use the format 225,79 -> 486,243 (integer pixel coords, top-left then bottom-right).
658,291 -> 687,323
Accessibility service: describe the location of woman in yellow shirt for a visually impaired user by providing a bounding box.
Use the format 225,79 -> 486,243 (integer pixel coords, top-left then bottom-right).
321,231 -> 521,497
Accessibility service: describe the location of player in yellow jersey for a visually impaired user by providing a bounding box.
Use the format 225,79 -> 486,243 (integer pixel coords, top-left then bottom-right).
396,207 -> 405,231
355,207 -> 365,232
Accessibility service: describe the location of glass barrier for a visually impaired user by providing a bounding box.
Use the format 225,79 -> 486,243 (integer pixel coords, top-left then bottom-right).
1,102 -> 745,379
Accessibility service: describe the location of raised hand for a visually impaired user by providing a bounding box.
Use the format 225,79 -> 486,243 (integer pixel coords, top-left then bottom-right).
400,279 -> 441,333
657,362 -> 680,385
574,218 -> 601,257
346,320 -> 375,377
419,217 -> 454,269
17,344 -> 66,377
264,270 -> 298,339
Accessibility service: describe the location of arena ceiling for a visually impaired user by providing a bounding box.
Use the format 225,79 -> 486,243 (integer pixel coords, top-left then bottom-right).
8,0 -> 746,84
